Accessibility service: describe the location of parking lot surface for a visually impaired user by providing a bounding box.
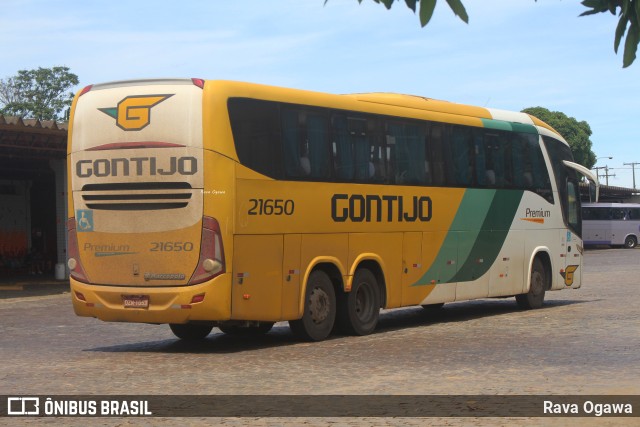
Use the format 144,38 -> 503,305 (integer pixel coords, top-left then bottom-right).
1,248 -> 638,425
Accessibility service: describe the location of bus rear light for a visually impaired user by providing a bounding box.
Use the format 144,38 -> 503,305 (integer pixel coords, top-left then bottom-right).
75,291 -> 86,302
191,78 -> 205,88
188,216 -> 225,285
67,218 -> 89,283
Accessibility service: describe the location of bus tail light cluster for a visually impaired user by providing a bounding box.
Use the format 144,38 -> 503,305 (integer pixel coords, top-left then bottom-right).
188,216 -> 225,285
67,218 -> 89,283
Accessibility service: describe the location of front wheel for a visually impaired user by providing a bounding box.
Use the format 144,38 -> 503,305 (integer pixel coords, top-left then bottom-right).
289,270 -> 336,341
624,236 -> 637,249
336,268 -> 380,336
169,323 -> 213,341
516,258 -> 547,310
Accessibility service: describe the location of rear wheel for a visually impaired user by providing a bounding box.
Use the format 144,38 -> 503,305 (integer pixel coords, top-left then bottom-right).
336,268 -> 380,336
624,235 -> 637,249
289,270 -> 336,341
169,323 -> 213,341
516,258 -> 547,310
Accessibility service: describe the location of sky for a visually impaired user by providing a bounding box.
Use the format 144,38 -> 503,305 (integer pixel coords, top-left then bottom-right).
2,0 -> 639,188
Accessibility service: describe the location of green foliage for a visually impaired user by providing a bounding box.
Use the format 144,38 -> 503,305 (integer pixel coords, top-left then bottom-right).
522,107 -> 597,169
581,0 -> 640,67
331,0 -> 468,25
332,0 -> 639,67
0,66 -> 79,121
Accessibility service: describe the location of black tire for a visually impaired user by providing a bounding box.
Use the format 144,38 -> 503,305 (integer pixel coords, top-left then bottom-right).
516,258 -> 547,310
336,268 -> 380,336
624,236 -> 637,249
289,270 -> 336,341
218,322 -> 274,335
169,323 -> 213,341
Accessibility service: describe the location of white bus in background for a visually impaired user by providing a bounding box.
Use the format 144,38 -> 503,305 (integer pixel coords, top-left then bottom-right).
582,203 -> 640,248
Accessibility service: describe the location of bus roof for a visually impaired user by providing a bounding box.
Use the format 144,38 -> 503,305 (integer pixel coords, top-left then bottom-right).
80,78 -> 568,145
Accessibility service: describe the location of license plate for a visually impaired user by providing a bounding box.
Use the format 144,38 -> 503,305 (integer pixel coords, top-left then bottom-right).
122,295 -> 149,309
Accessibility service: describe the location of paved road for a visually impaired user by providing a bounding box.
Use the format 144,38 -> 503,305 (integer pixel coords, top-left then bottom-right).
1,248 -> 638,426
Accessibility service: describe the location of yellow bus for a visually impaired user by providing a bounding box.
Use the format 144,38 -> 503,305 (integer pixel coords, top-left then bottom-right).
67,79 -> 598,341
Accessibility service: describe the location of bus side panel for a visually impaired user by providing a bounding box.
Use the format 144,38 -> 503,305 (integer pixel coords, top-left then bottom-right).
231,234 -> 283,321
415,231 -> 457,305
401,232 -> 426,307
488,229 -> 525,297
282,234 -> 302,320
454,230 -> 489,301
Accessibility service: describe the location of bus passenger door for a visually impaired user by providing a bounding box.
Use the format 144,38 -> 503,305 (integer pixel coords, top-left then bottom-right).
281,234 -> 302,319
562,178 -> 582,289
231,235 -> 283,321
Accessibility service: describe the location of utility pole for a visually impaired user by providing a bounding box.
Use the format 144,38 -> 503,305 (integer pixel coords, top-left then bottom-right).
593,165 -> 615,186
623,162 -> 640,189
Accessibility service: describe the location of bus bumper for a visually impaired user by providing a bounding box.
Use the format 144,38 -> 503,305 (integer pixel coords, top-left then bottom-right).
70,273 -> 232,324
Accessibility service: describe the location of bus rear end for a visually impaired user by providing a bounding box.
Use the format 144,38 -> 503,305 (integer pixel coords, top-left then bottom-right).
67,79 -> 230,326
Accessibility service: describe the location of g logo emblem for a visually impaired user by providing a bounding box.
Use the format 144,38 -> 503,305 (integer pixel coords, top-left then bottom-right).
560,265 -> 579,286
99,94 -> 173,131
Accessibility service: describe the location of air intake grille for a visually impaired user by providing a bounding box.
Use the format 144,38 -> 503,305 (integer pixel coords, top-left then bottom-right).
81,182 -> 193,210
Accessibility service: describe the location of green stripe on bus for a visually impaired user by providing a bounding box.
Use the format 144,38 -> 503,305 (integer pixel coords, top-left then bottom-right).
480,119 -> 538,135
450,190 -> 524,283
411,189 -> 495,287
510,122 -> 538,134
480,118 -> 512,132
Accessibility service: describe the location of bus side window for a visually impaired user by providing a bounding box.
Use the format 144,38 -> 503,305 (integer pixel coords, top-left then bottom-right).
474,130 -> 487,187
511,134 -> 525,188
629,209 -> 640,220
306,113 -> 331,179
282,109 -> 303,177
405,123 -> 426,184
596,208 -> 609,220
387,122 -> 426,185
228,98 -> 283,179
367,117 -> 387,183
487,132 -> 512,188
611,208 -> 626,220
429,124 -> 446,186
332,114 -> 354,180
349,117 -> 372,181
527,136 -> 553,203
451,126 -> 473,187
483,133 -> 500,187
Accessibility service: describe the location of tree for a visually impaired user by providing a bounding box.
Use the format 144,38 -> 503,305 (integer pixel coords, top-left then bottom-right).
522,107 -> 596,169
0,66 -> 79,121
340,0 -> 639,67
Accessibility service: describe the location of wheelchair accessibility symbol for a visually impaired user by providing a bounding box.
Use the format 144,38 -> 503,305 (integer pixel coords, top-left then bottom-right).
76,210 -> 94,232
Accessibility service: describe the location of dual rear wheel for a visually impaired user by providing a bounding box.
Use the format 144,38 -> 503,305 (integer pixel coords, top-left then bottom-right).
289,268 -> 381,341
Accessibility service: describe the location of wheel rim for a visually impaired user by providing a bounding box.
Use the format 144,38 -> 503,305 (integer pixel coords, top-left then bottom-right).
309,286 -> 330,325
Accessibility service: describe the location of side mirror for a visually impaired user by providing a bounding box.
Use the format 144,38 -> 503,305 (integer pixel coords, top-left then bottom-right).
563,160 -> 599,203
